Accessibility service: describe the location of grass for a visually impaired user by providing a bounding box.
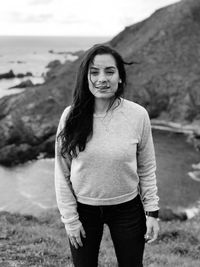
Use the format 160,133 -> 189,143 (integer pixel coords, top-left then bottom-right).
0,209 -> 200,267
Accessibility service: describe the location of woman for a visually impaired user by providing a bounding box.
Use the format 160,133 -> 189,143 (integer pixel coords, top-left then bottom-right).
55,44 -> 159,267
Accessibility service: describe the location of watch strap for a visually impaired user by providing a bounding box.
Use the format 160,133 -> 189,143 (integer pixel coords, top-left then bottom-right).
145,210 -> 159,218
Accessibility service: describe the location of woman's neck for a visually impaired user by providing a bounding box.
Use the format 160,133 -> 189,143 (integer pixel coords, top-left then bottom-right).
94,97 -> 118,115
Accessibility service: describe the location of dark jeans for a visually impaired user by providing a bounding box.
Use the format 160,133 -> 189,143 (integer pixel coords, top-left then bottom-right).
69,195 -> 147,267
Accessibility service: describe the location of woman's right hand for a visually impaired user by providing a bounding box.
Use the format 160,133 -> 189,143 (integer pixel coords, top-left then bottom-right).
66,224 -> 86,249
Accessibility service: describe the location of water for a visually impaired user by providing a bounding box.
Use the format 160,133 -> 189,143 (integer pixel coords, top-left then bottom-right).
0,35 -> 111,216
0,35 -> 110,97
0,130 -> 199,217
0,159 -> 56,216
153,130 -> 200,209
0,35 -> 199,217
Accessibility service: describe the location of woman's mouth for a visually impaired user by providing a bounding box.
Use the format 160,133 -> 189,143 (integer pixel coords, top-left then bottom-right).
95,85 -> 110,90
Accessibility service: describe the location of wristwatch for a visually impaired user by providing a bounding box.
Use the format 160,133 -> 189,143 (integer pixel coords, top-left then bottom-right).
145,210 -> 159,218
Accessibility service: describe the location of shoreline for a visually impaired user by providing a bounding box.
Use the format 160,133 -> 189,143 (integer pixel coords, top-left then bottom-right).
0,122 -> 199,222
151,119 -> 200,135
151,118 -> 200,184
151,119 -> 200,221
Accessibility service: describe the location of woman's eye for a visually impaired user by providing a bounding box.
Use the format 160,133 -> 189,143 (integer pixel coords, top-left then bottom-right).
90,72 -> 98,75
106,71 -> 114,75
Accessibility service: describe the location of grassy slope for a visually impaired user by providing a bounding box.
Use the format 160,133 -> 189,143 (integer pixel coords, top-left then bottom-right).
0,209 -> 200,267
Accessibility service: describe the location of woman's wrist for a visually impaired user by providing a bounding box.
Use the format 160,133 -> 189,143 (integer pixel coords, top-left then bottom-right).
64,219 -> 82,231
145,210 -> 159,219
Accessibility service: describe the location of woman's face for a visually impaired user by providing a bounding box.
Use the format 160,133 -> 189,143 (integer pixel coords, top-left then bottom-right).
87,54 -> 121,99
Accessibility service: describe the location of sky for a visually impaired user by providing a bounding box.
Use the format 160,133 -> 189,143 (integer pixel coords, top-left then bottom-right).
0,0 -> 181,37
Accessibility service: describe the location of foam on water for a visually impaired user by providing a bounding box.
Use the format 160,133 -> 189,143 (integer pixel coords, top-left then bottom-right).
0,158 -> 57,216
188,162 -> 200,182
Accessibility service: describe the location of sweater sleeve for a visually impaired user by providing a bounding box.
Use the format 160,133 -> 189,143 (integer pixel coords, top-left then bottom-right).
137,109 -> 159,212
54,107 -> 82,231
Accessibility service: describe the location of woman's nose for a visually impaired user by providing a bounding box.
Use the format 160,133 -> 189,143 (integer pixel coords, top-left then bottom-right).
98,72 -> 107,82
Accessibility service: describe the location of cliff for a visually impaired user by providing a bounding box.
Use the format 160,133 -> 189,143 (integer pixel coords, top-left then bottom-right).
0,0 -> 200,165
109,0 -> 200,122
0,60 -> 78,165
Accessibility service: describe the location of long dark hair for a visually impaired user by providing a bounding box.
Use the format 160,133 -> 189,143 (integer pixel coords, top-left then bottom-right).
58,44 -> 131,158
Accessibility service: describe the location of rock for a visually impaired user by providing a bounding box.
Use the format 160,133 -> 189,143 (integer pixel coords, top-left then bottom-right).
0,143 -> 39,166
48,49 -> 84,57
9,79 -> 34,89
17,60 -> 25,64
40,135 -> 57,158
0,70 -> 15,79
0,0 -> 200,166
71,50 -> 84,57
0,60 -> 76,165
109,0 -> 200,122
48,49 -> 67,55
9,60 -> 26,64
0,70 -> 33,80
16,72 -> 32,78
46,60 -> 61,69
44,60 -> 73,81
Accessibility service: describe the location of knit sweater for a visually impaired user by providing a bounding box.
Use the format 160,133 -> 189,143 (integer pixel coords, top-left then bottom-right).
54,98 -> 159,231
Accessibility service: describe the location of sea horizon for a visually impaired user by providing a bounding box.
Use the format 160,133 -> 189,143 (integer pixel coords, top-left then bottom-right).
0,35 -> 111,97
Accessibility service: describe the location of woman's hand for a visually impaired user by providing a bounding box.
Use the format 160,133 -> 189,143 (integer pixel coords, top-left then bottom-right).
145,216 -> 159,244
66,224 -> 86,249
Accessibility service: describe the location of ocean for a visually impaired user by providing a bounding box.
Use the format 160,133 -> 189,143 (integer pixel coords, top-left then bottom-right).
0,130 -> 200,216
0,35 -> 199,218
0,35 -> 110,98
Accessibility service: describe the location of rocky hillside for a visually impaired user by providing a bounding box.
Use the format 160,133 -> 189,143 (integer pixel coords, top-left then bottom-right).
109,0 -> 200,121
0,60 -> 78,165
0,0 -> 200,165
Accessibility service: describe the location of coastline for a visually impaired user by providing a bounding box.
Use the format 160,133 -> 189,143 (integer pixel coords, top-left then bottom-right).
0,118 -> 199,221
151,119 -> 200,221
151,119 -> 200,182
151,119 -> 200,135
0,35 -> 109,98
0,34 -> 200,222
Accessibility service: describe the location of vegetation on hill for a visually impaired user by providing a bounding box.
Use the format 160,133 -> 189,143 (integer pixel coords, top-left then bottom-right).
0,209 -> 200,267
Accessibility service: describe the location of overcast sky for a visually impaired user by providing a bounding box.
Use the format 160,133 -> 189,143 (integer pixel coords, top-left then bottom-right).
0,0 -> 180,37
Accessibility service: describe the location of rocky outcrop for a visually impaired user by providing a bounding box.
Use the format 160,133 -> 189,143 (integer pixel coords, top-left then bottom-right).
44,60 -> 63,81
0,70 -> 15,79
0,70 -> 32,79
9,79 -> 34,89
109,0 -> 200,122
46,60 -> 62,69
0,59 -> 78,165
48,49 -> 84,57
0,0 -> 200,165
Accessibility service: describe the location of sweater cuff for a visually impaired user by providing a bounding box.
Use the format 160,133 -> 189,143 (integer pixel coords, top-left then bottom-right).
64,219 -> 82,231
